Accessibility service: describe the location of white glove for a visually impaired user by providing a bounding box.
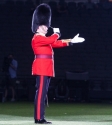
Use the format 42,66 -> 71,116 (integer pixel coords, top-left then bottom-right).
53,28 -> 60,33
71,34 -> 85,43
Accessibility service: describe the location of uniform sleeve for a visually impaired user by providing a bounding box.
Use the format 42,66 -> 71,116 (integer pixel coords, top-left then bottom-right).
32,33 -> 60,46
51,40 -> 68,48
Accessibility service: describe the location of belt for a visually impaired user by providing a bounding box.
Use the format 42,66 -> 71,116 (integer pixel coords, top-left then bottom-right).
35,54 -> 53,59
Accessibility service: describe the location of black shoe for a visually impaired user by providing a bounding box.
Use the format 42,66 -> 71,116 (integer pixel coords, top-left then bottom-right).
35,119 -> 52,124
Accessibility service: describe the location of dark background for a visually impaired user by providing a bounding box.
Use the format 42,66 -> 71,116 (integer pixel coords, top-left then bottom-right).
0,0 -> 112,102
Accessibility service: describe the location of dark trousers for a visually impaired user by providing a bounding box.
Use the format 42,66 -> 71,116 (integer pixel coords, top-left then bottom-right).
34,75 -> 51,120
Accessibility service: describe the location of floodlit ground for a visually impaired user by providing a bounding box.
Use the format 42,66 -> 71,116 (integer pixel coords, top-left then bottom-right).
0,102 -> 112,125
0,115 -> 112,125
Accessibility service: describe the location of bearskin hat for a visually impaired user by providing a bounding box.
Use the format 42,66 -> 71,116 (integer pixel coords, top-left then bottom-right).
31,3 -> 51,33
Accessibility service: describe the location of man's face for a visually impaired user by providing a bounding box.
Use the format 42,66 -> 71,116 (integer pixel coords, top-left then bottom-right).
41,25 -> 48,34
38,25 -> 48,35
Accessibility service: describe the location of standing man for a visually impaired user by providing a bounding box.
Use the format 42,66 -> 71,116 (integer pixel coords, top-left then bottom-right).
2,54 -> 18,102
8,54 -> 18,102
31,3 -> 85,124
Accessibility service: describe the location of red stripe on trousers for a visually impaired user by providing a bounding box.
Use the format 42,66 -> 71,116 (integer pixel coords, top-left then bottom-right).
37,76 -> 43,120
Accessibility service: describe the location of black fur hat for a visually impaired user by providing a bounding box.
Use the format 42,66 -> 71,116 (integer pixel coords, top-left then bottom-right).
31,3 -> 51,33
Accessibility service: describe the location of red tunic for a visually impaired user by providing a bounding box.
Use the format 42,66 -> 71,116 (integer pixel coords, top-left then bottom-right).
31,33 -> 68,77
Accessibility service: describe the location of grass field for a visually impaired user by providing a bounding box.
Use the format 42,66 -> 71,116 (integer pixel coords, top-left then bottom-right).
0,101 -> 112,125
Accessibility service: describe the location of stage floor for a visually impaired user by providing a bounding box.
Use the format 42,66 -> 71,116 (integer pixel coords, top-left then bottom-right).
0,102 -> 112,125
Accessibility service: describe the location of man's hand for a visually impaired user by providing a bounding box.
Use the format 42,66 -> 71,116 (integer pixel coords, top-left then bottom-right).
71,34 -> 85,43
53,28 -> 61,37
53,28 -> 60,33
